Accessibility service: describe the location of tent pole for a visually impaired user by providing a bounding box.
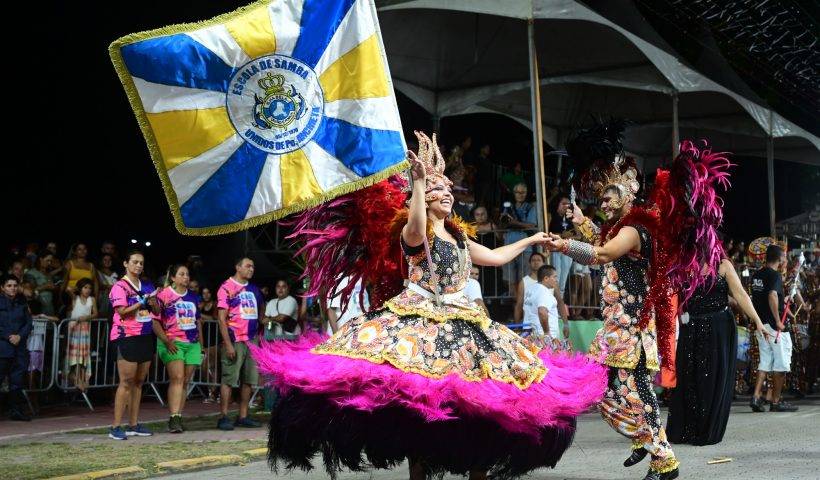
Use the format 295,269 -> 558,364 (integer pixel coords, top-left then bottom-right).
528,19 -> 547,233
767,109 -> 776,236
672,92 -> 679,159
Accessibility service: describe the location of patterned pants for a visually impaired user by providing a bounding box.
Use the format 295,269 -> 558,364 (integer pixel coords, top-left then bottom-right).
600,350 -> 679,473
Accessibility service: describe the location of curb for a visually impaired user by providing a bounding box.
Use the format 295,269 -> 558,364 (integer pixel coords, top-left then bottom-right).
156,454 -> 245,473
242,447 -> 268,460
47,466 -> 147,480
44,448 -> 269,479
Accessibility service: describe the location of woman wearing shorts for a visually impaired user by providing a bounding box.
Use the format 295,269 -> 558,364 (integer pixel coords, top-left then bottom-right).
154,264 -> 202,433
108,250 -> 159,440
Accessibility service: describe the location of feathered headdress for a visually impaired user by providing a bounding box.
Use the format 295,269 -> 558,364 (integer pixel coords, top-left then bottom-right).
567,118 -> 638,202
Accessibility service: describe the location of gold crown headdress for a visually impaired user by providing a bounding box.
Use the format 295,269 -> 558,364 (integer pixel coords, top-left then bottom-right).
402,131 -> 452,192
591,154 -> 640,201
568,118 -> 641,202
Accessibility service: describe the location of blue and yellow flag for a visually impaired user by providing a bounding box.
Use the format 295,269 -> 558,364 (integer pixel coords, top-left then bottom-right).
110,0 -> 406,235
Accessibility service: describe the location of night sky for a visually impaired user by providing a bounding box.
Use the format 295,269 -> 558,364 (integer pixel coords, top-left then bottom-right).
8,1 -> 817,279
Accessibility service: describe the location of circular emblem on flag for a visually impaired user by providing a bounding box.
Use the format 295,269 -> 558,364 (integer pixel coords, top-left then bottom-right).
226,54 -> 324,154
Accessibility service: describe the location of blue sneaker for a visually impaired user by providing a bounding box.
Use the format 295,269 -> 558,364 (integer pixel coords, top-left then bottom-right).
108,426 -> 127,440
217,415 -> 235,431
125,423 -> 153,437
234,416 -> 262,428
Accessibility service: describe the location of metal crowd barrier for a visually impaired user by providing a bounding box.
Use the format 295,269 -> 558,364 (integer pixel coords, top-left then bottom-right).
20,318 -> 59,414
474,228 -> 603,319
188,319 -> 264,405
17,317 -> 262,413
51,318 -> 172,411
188,318 -> 222,399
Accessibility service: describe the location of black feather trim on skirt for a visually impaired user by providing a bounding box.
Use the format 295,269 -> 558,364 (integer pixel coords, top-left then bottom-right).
268,389 -> 577,480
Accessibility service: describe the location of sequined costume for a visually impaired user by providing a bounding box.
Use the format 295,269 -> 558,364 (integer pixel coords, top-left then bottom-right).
563,123 -> 733,478
315,236 -> 547,389
666,277 -> 736,446
252,136 -> 606,479
586,224 -> 679,474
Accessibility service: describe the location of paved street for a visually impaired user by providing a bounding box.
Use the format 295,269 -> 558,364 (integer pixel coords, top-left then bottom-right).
165,399 -> 820,480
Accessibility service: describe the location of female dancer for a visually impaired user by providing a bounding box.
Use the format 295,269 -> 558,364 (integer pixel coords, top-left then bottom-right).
667,258 -> 771,445
254,133 -> 605,479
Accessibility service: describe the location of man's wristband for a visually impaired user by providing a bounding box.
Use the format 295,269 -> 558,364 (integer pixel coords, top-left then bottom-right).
560,239 -> 599,265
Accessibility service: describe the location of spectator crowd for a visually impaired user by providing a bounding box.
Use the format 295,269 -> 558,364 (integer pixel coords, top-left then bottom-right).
3,135 -> 818,437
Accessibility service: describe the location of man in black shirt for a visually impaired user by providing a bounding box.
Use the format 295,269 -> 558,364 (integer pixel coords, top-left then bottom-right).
750,245 -> 797,412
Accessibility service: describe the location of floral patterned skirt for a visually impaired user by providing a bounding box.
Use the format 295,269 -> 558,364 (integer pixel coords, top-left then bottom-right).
313,308 -> 546,389
253,303 -> 607,478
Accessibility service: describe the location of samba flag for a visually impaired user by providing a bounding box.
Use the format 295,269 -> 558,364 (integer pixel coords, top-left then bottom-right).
110,0 -> 406,235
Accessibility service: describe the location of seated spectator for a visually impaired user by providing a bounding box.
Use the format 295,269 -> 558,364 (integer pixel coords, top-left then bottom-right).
66,278 -> 96,392
465,266 -> 488,315
0,273 -> 32,421
500,183 -> 538,297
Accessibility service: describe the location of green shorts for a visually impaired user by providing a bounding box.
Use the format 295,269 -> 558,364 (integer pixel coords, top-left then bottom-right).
221,341 -> 259,387
157,340 -> 202,366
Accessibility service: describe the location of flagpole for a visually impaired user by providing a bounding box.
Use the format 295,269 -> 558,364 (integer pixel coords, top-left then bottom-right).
528,19 -> 547,233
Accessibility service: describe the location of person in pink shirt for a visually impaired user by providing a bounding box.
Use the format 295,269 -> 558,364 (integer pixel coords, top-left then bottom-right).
154,264 -> 203,433
216,257 -> 263,430
107,250 -> 159,440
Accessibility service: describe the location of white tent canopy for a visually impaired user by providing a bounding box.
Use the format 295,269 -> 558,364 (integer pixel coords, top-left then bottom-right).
378,0 -> 820,167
